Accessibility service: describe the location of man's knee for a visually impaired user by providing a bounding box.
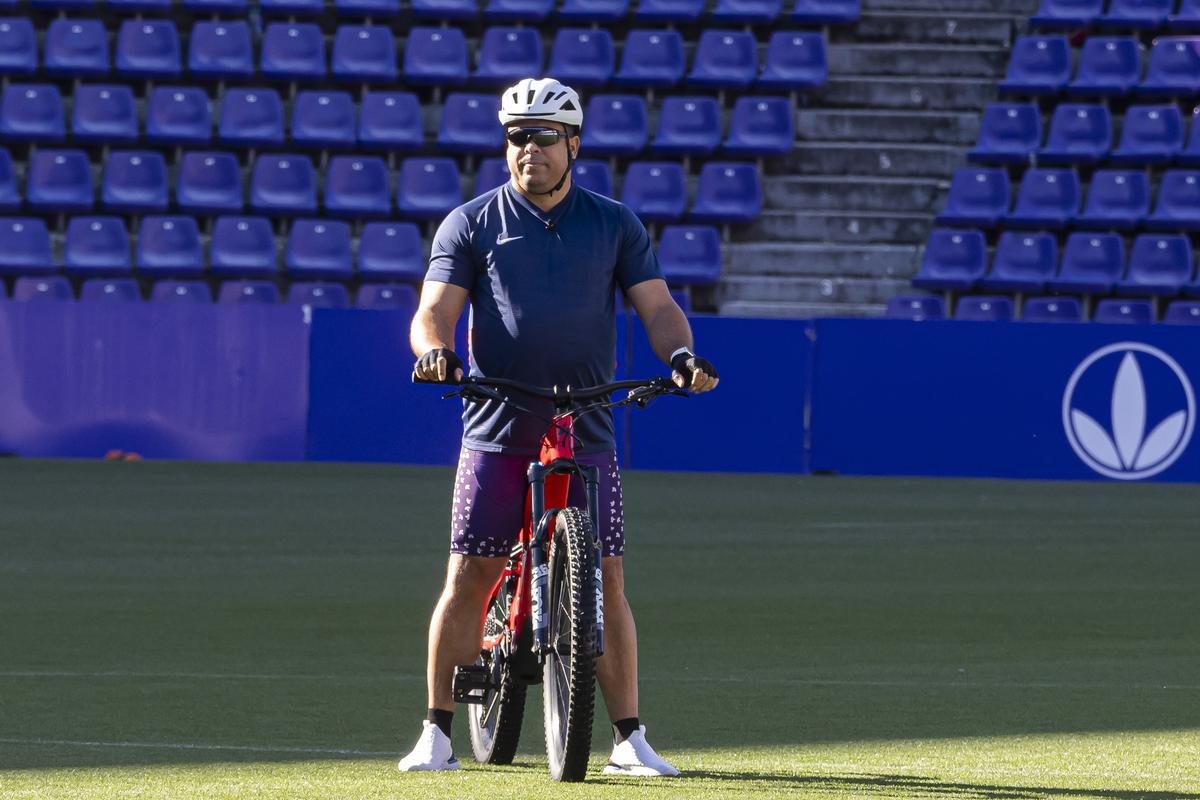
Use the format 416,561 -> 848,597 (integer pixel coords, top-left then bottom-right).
601,556 -> 625,597
442,553 -> 507,601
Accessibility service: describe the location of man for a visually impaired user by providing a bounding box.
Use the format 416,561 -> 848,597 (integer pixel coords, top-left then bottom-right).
399,77 -> 718,776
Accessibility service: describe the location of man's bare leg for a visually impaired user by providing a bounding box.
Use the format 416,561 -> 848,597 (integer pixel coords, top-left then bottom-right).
595,555 -> 638,721
427,553 -> 508,710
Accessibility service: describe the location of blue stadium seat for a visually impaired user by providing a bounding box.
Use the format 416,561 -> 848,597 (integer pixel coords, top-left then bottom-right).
439,93 -> 503,153
1067,37 -> 1141,98
614,29 -> 685,89
1076,169 -> 1149,230
260,0 -> 324,14
1030,0 -> 1102,27
0,84 -> 65,143
688,30 -> 758,90
80,278 -> 139,303
27,150 -> 93,212
968,103 -> 1041,164
712,0 -> 780,24
474,157 -> 509,196
210,217 -> 277,278
0,147 -> 17,211
189,22 -> 254,80
102,151 -> 168,213
333,25 -> 398,82
185,0 -> 249,11
336,0 -> 402,15
979,231 -> 1057,293
404,27 -> 469,86
474,27 -> 544,85
1111,104 -> 1184,165
44,18 -> 110,77
0,218 -> 54,274
634,0 -> 703,22
1006,168 -> 1080,229
621,162 -> 687,223
1117,233 -> 1193,295
935,168 -> 1011,227
1094,298 -> 1154,323
884,294 -> 945,320
572,160 -> 612,197
358,283 -> 419,310
286,219 -> 354,280
1023,296 -> 1082,322
219,88 -> 285,148
484,0 -> 552,22
358,92 -> 424,150
548,29 -> 615,88
690,162 -> 761,224
652,96 -> 721,157
137,217 -> 204,278
581,95 -> 648,156
218,280 -> 281,305
151,280 -> 212,303
177,152 -> 243,214
261,23 -> 327,81
1170,0 -> 1200,30
1178,110 -> 1200,166
146,87 -> 212,146
396,158 -> 462,219
1099,0 -> 1172,29
911,228 -> 987,291
558,0 -> 628,22
758,31 -> 828,90
292,91 -> 357,149
325,155 -> 391,218
1148,170 -> 1200,230
998,35 -> 1071,96
1047,232 -> 1125,293
411,0 -> 478,19
791,0 -> 858,23
116,20 -> 181,78
359,221 -> 425,282
111,0 -> 172,11
956,296 -> 1014,322
74,85 -> 138,144
289,282 -> 350,308
657,225 -> 721,285
1037,103 -> 1112,165
251,154 -> 317,214
14,276 -> 73,302
0,19 -> 37,76
1164,300 -> 1200,322
1139,38 -> 1200,98
723,96 -> 793,157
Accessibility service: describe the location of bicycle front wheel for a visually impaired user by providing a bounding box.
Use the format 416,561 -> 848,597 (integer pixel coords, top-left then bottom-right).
467,557 -> 527,764
543,506 -> 599,782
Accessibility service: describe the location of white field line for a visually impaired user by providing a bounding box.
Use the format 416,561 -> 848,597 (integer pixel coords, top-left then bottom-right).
0,737 -> 393,758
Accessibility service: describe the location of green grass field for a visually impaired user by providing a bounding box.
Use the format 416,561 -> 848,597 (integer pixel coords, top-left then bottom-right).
0,460 -> 1197,799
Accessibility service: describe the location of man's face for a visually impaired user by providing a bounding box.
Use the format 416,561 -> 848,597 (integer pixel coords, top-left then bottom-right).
505,120 -> 578,194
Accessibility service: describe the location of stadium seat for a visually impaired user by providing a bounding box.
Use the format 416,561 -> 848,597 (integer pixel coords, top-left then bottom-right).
357,283 -> 419,310
1030,0 -> 1102,27
1146,170 -> 1200,231
1139,38 -> 1200,98
44,18 -> 109,77
1067,37 -> 1141,98
251,154 -> 317,215
911,229 -> 987,291
474,27 -> 544,85
621,162 -> 687,223
968,103 -> 1041,165
723,96 -> 793,157
1170,0 -> 1200,30
189,23 -> 254,79
1037,104 -> 1112,165
690,162 -> 761,224
185,0 -> 249,11
332,25 -> 398,82
0,84 -> 66,143
260,0 -> 324,14
324,156 -> 391,218
411,0 -> 478,19
80,278 -> 140,303
1023,296 -> 1083,322
688,30 -> 758,91
1094,298 -> 1154,323
1076,169 -> 1149,230
103,151 -> 169,213
572,160 -> 612,197
758,31 -> 828,90
1117,233 -> 1193,295
14,276 -> 73,302
1164,300 -> 1200,323
0,218 -> 54,274
1006,168 -> 1080,229
712,0 -> 780,25
614,30 -> 685,89
998,35 -> 1071,96
0,147 -> 17,211
358,92 -> 424,151
261,23 -> 327,81
558,0 -> 628,22
581,95 -> 648,157
151,280 -> 212,303
137,217 -> 204,278
651,97 -> 722,157
146,87 -> 212,146
791,0 -> 859,23
657,225 -> 721,285
979,231 -> 1057,293
210,217 -> 277,278
396,158 -> 463,219
285,219 -> 354,280
956,296 -> 1014,322
177,152 -> 243,214
1110,104 -> 1184,165
27,150 -> 94,212
634,0 -> 703,23
935,168 -> 1011,227
359,221 -> 425,282
404,27 -> 469,86
289,282 -> 351,307
292,91 -> 357,150
484,0 -> 553,21
218,280 -> 281,305
474,157 -> 509,196
438,93 -> 504,153
73,85 -> 138,145
219,88 -> 285,148
548,29 -> 615,88
1099,0 -> 1172,29
336,0 -> 402,15
0,18 -> 37,76
1047,232 -> 1125,293
884,294 -> 945,320
116,20 -> 181,78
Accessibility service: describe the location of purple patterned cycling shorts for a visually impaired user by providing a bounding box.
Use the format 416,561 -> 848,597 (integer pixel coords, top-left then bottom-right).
450,448 -> 625,558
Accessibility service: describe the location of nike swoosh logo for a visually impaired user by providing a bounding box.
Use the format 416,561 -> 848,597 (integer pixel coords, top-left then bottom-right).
496,235 -> 523,245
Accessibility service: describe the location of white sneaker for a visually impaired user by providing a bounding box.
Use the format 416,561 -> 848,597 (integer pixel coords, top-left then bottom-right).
397,720 -> 461,772
602,725 -> 680,777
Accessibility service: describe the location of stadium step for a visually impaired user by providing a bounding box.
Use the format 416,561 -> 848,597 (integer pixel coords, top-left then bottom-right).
718,274 -> 911,304
835,11 -> 1017,47
815,76 -> 999,112
828,43 -> 1010,79
735,210 -> 933,244
725,242 -> 919,278
763,175 -> 944,213
717,299 -> 885,318
863,0 -> 1038,14
797,109 -> 981,146
776,142 -> 964,179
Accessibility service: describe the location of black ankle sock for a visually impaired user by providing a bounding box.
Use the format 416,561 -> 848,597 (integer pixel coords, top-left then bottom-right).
428,708 -> 454,739
613,717 -> 640,743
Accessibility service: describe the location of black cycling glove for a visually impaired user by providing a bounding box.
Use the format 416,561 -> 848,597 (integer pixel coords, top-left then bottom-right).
670,350 -> 718,388
415,348 -> 464,384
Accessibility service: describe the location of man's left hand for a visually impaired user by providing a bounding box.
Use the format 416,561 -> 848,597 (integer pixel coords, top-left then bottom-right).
671,352 -> 719,393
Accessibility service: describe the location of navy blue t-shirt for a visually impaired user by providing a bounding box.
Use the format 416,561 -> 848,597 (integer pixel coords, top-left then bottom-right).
425,181 -> 663,455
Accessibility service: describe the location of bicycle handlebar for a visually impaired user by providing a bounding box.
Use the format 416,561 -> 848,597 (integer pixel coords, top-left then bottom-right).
412,373 -> 685,408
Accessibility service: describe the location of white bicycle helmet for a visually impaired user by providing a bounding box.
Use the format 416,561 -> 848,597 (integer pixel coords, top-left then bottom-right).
498,78 -> 583,129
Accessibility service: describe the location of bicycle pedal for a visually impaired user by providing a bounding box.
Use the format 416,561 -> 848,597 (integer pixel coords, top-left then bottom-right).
452,665 -> 497,704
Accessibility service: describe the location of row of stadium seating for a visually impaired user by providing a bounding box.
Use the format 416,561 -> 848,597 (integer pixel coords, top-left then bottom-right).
0,86 -> 795,155
1031,0 -> 1200,31
889,293 -> 1200,324
0,19 -> 827,90
999,35 -> 1200,98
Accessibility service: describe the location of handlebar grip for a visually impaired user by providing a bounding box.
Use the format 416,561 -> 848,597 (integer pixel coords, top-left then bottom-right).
412,372 -> 463,386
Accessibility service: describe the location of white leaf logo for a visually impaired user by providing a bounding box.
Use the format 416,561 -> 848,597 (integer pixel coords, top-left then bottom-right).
1111,353 -> 1145,469
1135,411 -> 1187,470
1070,410 -> 1122,470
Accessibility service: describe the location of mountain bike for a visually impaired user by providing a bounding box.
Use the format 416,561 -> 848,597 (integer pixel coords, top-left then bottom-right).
415,374 -> 683,782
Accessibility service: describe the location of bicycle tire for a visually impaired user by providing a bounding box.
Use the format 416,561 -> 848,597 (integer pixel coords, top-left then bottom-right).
467,558 -> 527,765
543,506 -> 599,782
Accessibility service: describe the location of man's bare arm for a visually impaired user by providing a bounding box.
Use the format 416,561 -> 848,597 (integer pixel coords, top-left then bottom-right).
411,281 -> 469,382
625,279 -> 718,393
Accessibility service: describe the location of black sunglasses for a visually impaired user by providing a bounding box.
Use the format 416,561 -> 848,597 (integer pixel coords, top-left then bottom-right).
505,127 -> 565,148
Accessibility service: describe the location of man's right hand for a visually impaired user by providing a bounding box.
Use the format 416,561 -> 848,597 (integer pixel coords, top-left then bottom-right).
414,348 -> 464,384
